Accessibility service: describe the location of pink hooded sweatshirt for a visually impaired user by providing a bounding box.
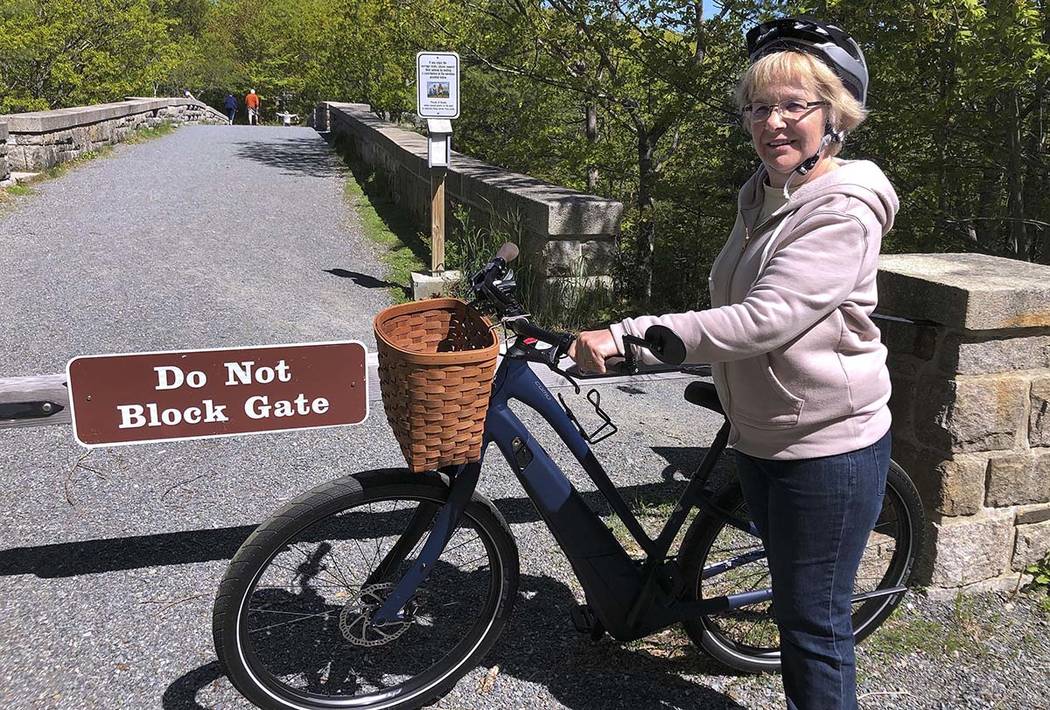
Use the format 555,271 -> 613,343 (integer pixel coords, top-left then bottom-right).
608,159 -> 899,460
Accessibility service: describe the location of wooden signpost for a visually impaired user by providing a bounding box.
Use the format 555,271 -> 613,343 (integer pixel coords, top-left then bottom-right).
416,52 -> 459,279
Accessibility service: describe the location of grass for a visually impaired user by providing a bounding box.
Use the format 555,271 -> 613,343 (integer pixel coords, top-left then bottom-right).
124,122 -> 177,144
599,487 -> 690,560
5,183 -> 34,196
333,135 -> 428,303
39,146 -> 115,180
0,183 -> 35,206
342,172 -> 427,303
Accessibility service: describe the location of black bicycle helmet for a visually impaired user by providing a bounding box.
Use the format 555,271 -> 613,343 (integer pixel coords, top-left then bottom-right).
746,16 -> 868,105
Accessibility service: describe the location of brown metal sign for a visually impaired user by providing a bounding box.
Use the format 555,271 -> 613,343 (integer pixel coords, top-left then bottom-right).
67,341 -> 368,447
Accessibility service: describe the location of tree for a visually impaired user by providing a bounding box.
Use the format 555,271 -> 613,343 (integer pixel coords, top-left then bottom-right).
0,0 -> 183,112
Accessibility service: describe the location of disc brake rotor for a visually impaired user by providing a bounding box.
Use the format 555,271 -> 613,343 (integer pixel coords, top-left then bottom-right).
339,582 -> 416,647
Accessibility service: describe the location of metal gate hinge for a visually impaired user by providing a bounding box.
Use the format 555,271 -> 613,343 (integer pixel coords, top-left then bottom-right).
0,401 -> 65,420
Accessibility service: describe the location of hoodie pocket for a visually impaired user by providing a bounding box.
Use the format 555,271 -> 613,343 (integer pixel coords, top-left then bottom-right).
727,354 -> 805,429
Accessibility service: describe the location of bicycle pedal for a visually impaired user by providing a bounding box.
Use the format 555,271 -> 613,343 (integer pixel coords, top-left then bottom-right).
569,604 -> 606,641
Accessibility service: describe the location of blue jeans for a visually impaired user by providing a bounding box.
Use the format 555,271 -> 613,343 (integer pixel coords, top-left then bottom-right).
735,429 -> 890,710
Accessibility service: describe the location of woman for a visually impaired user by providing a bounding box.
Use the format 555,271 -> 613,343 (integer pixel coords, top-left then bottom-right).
569,17 -> 898,710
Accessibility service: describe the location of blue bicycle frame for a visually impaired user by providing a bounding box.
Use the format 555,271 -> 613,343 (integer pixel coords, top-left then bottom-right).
370,350 -> 792,640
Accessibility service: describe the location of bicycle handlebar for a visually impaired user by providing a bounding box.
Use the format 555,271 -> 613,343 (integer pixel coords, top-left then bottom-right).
469,244 -> 687,372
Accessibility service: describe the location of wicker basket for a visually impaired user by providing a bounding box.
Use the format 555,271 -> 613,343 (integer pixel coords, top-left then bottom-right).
374,298 -> 500,473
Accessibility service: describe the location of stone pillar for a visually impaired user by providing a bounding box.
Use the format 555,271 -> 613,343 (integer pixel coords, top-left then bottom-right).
878,253 -> 1050,593
0,122 -> 9,185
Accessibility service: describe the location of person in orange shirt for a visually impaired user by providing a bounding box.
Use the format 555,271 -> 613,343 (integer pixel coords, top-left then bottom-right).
245,89 -> 261,125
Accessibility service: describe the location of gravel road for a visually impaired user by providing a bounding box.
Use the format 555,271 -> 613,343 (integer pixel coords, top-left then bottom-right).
0,125 -> 1046,710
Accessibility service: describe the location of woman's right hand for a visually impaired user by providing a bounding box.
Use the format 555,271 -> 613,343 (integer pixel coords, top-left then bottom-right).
567,329 -> 619,375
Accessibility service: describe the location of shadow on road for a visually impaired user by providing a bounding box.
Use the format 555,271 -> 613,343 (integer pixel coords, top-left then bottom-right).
162,571 -> 746,710
324,268 -> 411,298
233,136 -> 347,178
163,661 -> 225,710
0,445 -> 733,579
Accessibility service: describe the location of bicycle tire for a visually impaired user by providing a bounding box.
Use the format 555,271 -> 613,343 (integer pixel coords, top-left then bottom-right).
679,459 -> 925,673
213,468 -> 520,709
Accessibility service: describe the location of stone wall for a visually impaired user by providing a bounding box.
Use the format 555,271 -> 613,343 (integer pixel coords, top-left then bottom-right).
0,97 -> 229,173
0,122 -> 9,185
319,101 -> 622,297
878,253 -> 1050,593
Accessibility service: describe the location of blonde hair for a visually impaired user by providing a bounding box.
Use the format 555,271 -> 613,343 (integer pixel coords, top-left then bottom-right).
735,50 -> 867,157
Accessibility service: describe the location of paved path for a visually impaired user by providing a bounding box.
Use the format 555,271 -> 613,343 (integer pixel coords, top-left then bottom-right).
0,125 -> 392,376
0,126 -> 413,708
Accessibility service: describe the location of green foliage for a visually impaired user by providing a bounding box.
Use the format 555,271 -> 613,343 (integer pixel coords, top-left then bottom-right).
0,0 -> 186,113
124,122 -> 177,144
1026,553 -> 1050,602
4,183 -> 34,196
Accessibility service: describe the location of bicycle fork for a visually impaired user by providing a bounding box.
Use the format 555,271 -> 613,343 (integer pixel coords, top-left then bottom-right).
370,462 -> 481,625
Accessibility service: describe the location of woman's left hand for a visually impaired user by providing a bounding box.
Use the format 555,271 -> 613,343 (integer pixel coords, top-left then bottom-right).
568,329 -> 619,375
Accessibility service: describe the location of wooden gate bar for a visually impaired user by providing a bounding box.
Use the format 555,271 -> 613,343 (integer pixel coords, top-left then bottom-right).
0,354 -> 704,432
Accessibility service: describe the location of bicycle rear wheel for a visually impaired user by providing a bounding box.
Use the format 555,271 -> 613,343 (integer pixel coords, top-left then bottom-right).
213,468 -> 519,709
679,459 -> 925,673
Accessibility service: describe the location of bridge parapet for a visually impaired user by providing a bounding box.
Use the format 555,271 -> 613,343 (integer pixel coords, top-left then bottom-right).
319,101 -> 622,299
0,97 -> 228,173
878,253 -> 1050,593
0,122 -> 9,185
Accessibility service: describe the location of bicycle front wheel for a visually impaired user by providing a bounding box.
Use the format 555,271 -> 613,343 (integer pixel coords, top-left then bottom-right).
213,468 -> 520,710
679,459 -> 925,673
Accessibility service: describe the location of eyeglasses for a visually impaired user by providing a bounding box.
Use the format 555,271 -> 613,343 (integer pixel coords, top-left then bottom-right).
742,99 -> 827,123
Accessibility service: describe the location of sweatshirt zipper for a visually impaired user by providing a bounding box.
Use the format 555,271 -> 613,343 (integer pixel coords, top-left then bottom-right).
720,213 -> 755,425
720,210 -> 782,427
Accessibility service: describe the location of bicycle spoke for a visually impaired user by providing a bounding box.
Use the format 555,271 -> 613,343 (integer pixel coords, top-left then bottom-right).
253,582 -> 360,592
443,531 -> 483,559
369,502 -> 383,572
283,541 -> 355,591
247,608 -> 336,634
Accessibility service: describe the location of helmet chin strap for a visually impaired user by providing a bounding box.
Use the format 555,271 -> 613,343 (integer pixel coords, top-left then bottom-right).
781,126 -> 843,199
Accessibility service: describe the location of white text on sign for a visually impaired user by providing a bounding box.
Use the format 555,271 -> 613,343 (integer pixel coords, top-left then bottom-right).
117,360 -> 330,429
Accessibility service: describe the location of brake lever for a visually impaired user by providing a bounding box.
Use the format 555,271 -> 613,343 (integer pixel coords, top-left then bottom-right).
620,334 -> 645,375
513,339 -> 581,394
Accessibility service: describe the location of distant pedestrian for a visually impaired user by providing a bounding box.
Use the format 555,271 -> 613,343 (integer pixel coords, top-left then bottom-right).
246,89 -> 261,125
224,93 -> 237,124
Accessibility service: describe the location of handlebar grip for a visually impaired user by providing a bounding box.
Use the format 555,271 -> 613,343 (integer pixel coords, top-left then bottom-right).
496,242 -> 519,264
510,319 -> 566,347
644,325 -> 686,366
620,325 -> 686,371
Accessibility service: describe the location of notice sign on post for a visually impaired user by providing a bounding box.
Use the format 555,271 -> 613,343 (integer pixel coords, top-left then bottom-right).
67,341 -> 367,447
417,51 -> 460,119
